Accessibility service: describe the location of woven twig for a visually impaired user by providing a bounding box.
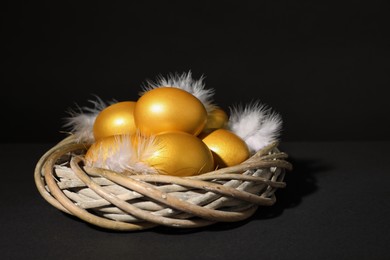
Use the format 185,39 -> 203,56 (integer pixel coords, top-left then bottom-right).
34,135 -> 292,231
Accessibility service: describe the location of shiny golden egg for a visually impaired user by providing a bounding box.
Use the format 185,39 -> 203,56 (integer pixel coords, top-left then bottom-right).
134,87 -> 207,136
203,107 -> 229,133
144,131 -> 214,176
200,129 -> 250,168
93,101 -> 137,141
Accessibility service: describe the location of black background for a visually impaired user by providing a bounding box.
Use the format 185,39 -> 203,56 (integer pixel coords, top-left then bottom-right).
2,2 -> 390,260
2,0 -> 389,143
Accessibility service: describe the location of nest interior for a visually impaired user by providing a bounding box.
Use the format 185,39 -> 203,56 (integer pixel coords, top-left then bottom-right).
34,135 -> 293,231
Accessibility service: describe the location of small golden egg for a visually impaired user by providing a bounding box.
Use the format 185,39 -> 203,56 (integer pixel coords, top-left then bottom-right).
144,131 -> 214,176
134,87 -> 207,136
200,129 -> 250,168
93,101 -> 137,141
203,107 -> 229,133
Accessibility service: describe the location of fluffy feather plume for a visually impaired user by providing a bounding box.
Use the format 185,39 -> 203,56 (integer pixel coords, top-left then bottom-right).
63,96 -> 116,143
85,134 -> 158,174
228,101 -> 283,154
141,71 -> 216,113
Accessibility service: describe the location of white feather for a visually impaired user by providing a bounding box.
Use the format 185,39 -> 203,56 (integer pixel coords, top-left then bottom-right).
85,134 -> 158,174
63,96 -> 116,143
141,71 -> 216,113
228,101 -> 283,154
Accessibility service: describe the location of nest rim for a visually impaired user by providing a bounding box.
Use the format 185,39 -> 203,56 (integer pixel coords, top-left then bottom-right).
34,135 -> 292,231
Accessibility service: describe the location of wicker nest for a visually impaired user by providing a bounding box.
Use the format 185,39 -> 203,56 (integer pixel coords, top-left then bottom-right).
34,135 -> 293,231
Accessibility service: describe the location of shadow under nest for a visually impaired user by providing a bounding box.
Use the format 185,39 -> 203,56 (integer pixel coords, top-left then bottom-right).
153,156 -> 327,234
35,136 -> 326,234
70,156 -> 328,235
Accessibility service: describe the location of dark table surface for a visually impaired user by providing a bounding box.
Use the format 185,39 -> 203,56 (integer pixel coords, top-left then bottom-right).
1,140 -> 389,260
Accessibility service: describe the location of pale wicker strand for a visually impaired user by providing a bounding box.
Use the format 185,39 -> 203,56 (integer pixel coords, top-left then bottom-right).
70,157 -> 219,227
85,165 -> 276,206
72,156 -> 265,222
34,136 -> 83,213
42,141 -> 158,231
35,135 -> 292,231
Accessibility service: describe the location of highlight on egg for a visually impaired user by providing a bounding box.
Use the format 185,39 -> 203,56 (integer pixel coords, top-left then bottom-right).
93,101 -> 137,141
144,131 -> 214,177
140,71 -> 217,114
200,128 -> 250,169
134,87 -> 208,136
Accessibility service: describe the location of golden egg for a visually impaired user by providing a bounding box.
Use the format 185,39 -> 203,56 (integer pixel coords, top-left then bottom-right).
84,134 -> 154,172
93,101 -> 137,141
134,87 -> 207,136
200,129 -> 250,168
203,107 -> 229,133
144,131 -> 214,176
85,135 -> 125,168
